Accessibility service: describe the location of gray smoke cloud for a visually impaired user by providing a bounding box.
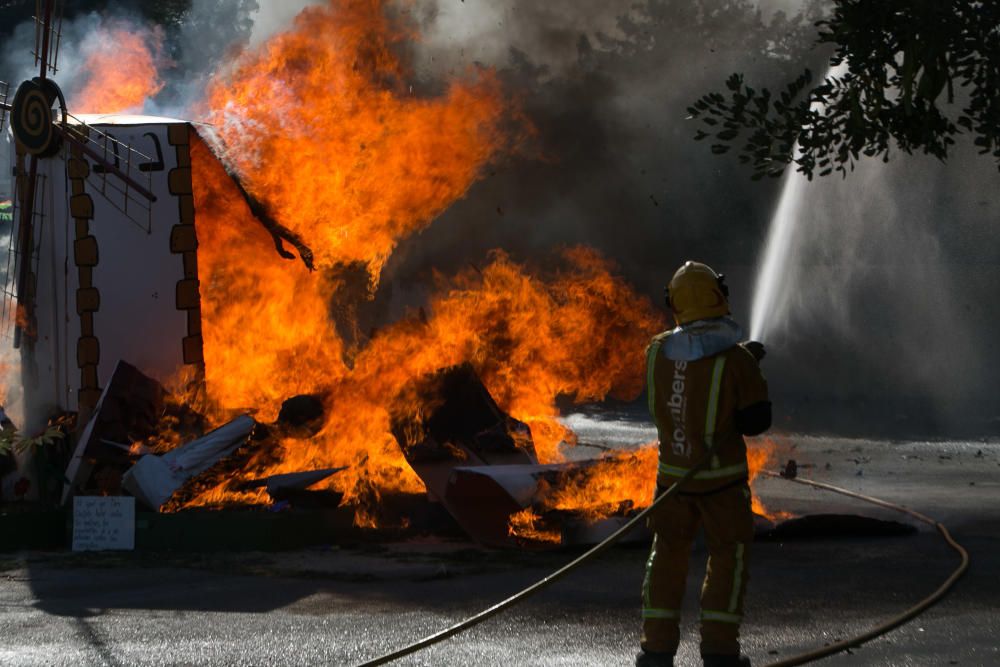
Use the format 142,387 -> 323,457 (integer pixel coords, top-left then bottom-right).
414,0 -> 632,77
380,1 -> 828,303
415,0 -> 803,76
0,13 -> 112,88
248,0 -> 323,48
151,0 -> 259,117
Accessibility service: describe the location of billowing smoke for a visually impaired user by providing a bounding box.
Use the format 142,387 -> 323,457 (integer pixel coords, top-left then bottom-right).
0,2 -> 260,117
247,0 -> 322,48
382,0 -> 827,294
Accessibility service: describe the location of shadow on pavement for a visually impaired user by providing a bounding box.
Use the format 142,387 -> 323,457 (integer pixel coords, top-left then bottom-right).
24,555 -> 325,617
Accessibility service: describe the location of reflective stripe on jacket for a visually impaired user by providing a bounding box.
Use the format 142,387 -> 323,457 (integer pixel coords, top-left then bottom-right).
646,329 -> 768,493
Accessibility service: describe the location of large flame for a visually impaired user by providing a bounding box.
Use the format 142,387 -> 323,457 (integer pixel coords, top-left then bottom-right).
202,0 -> 519,275
183,0 -> 667,522
73,20 -> 165,114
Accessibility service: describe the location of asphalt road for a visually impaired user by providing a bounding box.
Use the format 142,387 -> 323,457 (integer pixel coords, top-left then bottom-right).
1,433 -> 998,666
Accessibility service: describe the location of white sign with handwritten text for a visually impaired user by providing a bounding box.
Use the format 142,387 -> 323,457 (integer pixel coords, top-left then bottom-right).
72,496 -> 136,551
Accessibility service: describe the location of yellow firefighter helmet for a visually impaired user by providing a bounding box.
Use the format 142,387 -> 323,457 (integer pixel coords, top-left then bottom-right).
667,261 -> 730,325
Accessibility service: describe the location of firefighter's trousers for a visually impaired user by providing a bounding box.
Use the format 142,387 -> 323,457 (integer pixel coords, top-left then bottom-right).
641,480 -> 754,656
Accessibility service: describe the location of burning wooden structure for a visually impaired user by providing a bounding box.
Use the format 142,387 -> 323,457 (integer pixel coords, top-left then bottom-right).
4,115 -> 206,431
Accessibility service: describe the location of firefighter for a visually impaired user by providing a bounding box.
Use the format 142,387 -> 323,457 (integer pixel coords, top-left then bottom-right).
637,261 -> 771,667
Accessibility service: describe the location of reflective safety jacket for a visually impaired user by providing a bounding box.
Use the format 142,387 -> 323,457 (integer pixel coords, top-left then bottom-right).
646,317 -> 770,493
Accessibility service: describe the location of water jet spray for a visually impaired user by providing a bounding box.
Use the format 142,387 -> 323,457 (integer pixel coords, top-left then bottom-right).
749,64 -> 845,342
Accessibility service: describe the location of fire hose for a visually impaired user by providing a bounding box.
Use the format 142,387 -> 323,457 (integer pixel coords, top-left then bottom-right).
356,460 -> 969,667
754,470 -> 970,667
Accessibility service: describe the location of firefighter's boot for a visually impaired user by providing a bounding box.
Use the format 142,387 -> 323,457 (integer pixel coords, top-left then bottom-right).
635,650 -> 675,667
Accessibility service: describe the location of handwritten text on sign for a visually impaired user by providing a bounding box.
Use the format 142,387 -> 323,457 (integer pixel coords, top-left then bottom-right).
72,496 -> 136,551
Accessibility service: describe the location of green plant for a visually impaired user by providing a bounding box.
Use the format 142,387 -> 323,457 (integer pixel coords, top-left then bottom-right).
0,425 -> 65,456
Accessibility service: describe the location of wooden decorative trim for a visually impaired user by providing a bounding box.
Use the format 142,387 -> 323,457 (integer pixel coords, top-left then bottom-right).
167,123 -> 205,382
68,131 -> 102,413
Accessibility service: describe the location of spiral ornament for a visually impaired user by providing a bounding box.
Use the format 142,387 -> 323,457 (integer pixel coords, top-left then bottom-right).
11,77 -> 65,158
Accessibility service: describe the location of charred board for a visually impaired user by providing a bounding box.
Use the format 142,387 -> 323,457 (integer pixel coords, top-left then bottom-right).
62,361 -> 169,503
389,363 -> 549,547
391,363 -> 537,500
391,363 -> 536,465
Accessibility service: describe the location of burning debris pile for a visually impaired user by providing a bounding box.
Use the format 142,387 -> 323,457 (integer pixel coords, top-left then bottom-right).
56,361 -> 335,513
28,354 -> 790,550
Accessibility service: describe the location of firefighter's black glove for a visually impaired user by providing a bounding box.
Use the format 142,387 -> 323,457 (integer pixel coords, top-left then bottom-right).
742,340 -> 766,362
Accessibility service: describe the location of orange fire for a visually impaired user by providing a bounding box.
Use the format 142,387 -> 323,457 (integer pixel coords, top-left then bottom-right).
507,437 -> 789,541
191,0 -> 519,417
747,436 -> 794,520
201,0 -> 521,275
13,304 -> 34,340
74,21 -> 165,114
538,446 -> 658,521
508,508 -> 561,544
508,445 -> 658,544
